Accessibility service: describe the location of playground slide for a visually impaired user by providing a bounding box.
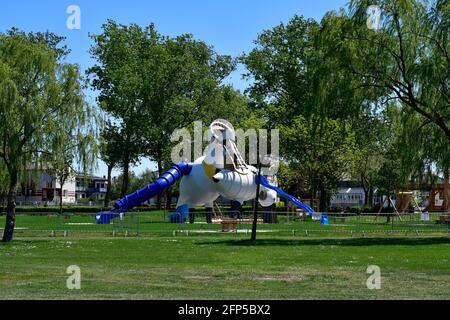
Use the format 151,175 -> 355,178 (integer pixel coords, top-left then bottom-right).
258,175 -> 315,213
96,162 -> 192,224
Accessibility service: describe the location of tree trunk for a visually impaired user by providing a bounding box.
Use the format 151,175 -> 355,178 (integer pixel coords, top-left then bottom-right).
360,174 -> 371,206
156,159 -> 163,210
319,186 -> 327,212
120,153 -> 130,198
386,192 -> 391,223
363,188 -> 369,206
59,181 -> 64,216
368,188 -> 374,208
2,168 -> 18,242
309,172 -> 316,211
104,164 -> 113,208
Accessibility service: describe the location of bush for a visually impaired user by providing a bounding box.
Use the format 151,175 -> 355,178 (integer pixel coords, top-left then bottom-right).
275,201 -> 285,208
328,206 -> 344,213
76,198 -> 92,204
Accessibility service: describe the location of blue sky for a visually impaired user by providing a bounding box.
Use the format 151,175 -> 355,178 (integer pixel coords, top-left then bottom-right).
1,0 -> 348,177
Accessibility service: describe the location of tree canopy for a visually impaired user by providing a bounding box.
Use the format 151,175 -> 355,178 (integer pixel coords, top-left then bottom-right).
0,29 -> 98,242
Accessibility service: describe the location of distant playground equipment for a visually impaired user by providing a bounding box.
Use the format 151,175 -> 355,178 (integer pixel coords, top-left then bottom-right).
376,191 -> 424,221
375,187 -> 450,224
428,183 -> 450,212
96,119 -> 314,224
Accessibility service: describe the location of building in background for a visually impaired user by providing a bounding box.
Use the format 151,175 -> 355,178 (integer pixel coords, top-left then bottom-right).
16,170 -> 76,205
75,174 -> 108,202
13,171 -> 108,205
330,180 -> 366,208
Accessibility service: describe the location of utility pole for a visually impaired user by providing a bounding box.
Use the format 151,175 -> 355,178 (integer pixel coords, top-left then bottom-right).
251,163 -> 262,241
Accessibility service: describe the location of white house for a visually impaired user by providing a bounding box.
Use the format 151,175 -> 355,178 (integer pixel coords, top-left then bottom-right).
16,170 -> 76,205
75,174 -> 108,201
330,186 -> 366,208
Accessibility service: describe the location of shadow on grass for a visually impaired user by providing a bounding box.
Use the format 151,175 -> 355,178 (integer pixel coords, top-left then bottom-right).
196,237 -> 450,247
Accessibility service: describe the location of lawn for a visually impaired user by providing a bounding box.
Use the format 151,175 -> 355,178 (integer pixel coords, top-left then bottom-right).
1,236 -> 449,299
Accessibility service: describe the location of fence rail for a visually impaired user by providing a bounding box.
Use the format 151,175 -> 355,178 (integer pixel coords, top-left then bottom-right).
1,210 -> 449,238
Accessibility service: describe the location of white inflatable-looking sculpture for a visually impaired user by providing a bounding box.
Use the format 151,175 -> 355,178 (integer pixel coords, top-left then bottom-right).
97,119 -> 313,224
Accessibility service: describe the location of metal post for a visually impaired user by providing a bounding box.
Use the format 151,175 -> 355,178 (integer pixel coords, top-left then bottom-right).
357,213 -> 360,235
300,211 -> 303,235
251,164 -> 262,241
136,212 -> 140,236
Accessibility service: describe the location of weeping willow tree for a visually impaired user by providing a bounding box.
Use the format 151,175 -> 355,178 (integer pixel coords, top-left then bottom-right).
346,0 -> 449,141
0,29 -> 98,242
45,123 -> 99,216
320,0 -> 449,199
394,104 -> 450,188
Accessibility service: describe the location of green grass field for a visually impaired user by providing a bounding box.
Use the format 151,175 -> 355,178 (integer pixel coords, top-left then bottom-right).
1,235 -> 450,299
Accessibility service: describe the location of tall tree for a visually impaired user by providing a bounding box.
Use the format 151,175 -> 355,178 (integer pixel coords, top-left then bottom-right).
243,15 -> 359,210
89,21 -> 235,205
139,30 -> 235,174
88,21 -> 148,197
242,15 -> 320,125
351,113 -> 390,205
282,116 -> 356,211
312,1 -> 449,206
0,29 -> 97,242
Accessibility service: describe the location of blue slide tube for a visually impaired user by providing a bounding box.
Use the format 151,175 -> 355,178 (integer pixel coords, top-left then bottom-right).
258,175 -> 315,213
96,162 -> 192,224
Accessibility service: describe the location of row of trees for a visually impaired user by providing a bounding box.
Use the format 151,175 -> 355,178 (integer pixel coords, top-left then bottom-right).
96,0 -> 448,211
243,0 -> 449,210
1,0 -> 448,241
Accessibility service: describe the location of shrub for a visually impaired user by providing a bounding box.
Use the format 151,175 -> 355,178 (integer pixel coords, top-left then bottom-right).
328,206 -> 344,213
275,201 -> 285,208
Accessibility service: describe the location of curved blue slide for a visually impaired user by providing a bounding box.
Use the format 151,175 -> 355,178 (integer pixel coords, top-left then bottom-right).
258,175 -> 315,213
96,162 -> 192,224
